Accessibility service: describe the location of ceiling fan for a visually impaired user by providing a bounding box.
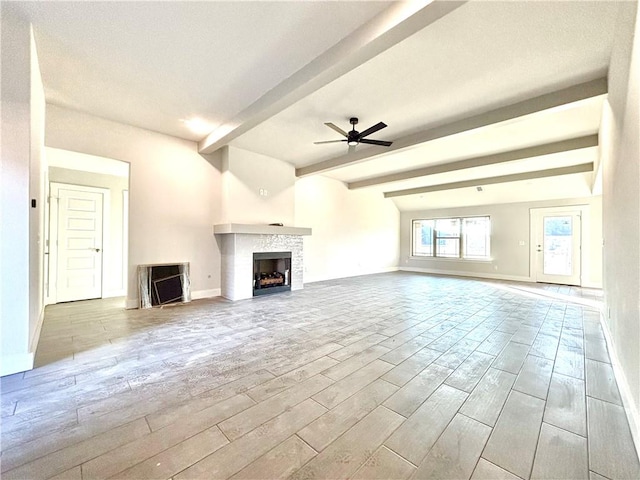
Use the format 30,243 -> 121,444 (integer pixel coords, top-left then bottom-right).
314,117 -> 393,152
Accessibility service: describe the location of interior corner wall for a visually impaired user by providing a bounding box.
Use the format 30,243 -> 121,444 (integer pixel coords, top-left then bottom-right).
295,175 -> 400,283
602,0 -> 640,452
221,146 -> 295,225
399,196 -> 603,287
0,6 -> 45,376
29,24 -> 46,355
45,105 -> 223,308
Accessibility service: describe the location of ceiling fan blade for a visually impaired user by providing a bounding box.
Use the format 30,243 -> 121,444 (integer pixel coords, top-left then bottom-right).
358,122 -> 387,139
314,139 -> 347,144
360,138 -> 393,147
348,145 -> 357,154
324,122 -> 348,137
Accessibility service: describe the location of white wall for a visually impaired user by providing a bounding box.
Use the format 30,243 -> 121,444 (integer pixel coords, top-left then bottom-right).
48,146 -> 130,177
602,0 -> 640,451
48,162 -> 129,297
399,196 -> 603,287
221,146 -> 295,225
45,105 -> 223,308
29,23 -> 46,359
1,7 -> 46,376
295,175 -> 400,283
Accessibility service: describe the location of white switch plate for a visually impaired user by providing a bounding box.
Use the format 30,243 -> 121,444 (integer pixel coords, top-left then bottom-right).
519,240 -> 526,246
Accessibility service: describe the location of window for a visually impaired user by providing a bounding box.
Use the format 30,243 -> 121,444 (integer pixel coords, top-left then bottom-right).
435,218 -> 460,257
412,216 -> 490,259
463,217 -> 491,258
413,219 -> 434,256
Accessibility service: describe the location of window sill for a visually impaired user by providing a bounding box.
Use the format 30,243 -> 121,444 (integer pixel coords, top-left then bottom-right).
409,256 -> 493,264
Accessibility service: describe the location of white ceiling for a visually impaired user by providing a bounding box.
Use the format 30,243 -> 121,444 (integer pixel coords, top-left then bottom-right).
8,0 -> 623,211
11,1 -> 391,141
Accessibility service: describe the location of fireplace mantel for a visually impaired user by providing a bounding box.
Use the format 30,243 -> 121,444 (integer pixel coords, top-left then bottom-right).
214,223 -> 311,236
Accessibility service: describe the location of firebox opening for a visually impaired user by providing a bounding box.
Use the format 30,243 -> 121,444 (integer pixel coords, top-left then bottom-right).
253,252 -> 292,297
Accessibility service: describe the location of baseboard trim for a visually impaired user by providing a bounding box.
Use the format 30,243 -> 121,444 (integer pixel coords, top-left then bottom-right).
29,307 -> 45,355
399,267 -> 532,283
305,266 -> 400,284
125,298 -> 138,310
125,288 -> 222,309
192,288 -> 221,300
598,312 -> 640,460
1,352 -> 35,377
103,289 -> 126,299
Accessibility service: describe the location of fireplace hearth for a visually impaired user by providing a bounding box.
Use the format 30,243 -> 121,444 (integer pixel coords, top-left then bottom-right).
253,252 -> 291,296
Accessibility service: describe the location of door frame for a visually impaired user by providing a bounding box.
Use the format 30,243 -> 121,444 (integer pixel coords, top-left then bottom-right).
529,205 -> 589,286
48,182 -> 111,304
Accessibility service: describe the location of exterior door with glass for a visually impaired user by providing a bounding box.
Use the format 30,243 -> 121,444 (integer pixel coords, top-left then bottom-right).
531,208 -> 582,286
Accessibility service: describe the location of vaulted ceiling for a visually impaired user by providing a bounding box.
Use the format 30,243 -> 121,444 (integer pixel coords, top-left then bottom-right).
9,1 -> 623,211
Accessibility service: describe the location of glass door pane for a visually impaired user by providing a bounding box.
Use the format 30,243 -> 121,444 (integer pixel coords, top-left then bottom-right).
543,216 -> 573,276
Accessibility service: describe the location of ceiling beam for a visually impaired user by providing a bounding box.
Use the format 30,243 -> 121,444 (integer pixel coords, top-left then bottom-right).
348,134 -> 598,189
198,0 -> 467,155
383,163 -> 594,198
296,77 -> 607,177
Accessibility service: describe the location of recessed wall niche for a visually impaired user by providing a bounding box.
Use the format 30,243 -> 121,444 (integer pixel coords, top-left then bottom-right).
138,262 -> 191,308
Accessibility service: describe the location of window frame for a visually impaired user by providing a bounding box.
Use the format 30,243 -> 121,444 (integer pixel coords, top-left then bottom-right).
434,218 -> 461,258
411,215 -> 491,260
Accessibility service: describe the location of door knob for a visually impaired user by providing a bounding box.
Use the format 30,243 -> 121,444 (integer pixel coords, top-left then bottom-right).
91,247 -> 101,252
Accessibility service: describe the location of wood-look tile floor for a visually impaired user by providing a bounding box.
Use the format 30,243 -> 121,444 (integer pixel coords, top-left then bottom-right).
2,272 -> 639,480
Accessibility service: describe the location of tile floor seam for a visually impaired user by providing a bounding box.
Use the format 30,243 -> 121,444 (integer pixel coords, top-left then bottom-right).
550,368 -> 585,381
541,417 -> 588,440
388,391 -> 467,467
293,433 -> 319,455
88,422 -> 225,480
4,274 -> 637,480
584,400 -> 593,480
526,403 -> 547,480
589,470 -> 613,480
458,410 -> 494,430
585,357 -> 615,366
364,420 -> 420,468
4,418 -> 152,478
1,415 -> 152,474
479,458 -> 526,480
584,393 -> 624,408
469,433 -> 493,480
475,380 -> 519,453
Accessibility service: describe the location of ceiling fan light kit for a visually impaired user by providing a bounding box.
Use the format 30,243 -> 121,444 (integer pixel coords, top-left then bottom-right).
314,117 -> 393,149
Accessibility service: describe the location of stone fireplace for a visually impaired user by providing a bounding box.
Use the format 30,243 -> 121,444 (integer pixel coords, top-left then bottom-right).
214,224 -> 311,301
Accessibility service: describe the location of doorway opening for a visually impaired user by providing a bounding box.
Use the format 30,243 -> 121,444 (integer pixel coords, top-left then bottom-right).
46,148 -> 130,304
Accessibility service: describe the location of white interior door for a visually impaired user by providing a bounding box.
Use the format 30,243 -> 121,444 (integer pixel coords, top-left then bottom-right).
531,209 -> 582,286
54,184 -> 104,302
